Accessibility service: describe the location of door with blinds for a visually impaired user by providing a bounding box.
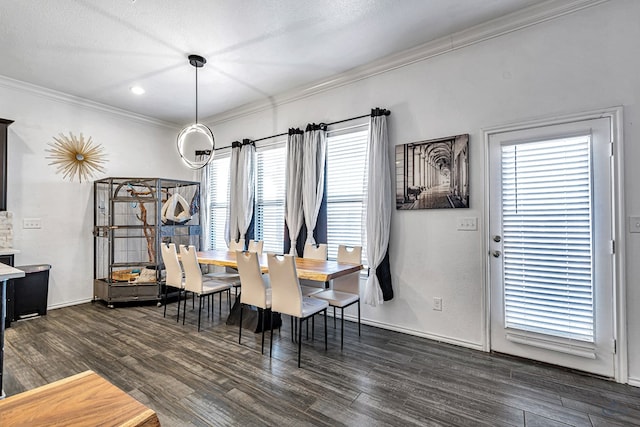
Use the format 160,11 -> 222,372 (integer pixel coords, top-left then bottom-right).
488,117 -> 616,377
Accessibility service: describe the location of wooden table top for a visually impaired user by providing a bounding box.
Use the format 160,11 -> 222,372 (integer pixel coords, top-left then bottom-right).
195,250 -> 362,282
0,370 -> 160,427
0,263 -> 25,282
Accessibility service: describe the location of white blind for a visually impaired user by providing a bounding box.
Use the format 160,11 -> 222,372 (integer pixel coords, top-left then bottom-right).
326,126 -> 368,262
207,153 -> 230,250
256,142 -> 286,253
501,135 -> 594,342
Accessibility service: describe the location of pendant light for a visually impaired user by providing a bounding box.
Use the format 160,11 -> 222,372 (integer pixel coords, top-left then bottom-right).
177,54 -> 215,169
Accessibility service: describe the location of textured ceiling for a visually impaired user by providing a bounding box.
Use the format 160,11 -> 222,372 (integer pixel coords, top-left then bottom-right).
0,0 -> 546,125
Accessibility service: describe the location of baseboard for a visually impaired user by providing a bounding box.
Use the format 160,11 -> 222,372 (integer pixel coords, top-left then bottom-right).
340,312 -> 484,352
627,377 -> 640,388
47,298 -> 93,311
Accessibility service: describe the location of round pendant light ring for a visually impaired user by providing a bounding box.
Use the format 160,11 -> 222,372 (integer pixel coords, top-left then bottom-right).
177,123 -> 215,169
177,54 -> 215,169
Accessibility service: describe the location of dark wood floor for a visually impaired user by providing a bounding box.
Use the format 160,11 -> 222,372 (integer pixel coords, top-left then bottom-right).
4,299 -> 640,426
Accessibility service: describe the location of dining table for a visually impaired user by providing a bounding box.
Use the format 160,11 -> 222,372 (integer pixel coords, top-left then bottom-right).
195,249 -> 363,287
194,249 -> 363,333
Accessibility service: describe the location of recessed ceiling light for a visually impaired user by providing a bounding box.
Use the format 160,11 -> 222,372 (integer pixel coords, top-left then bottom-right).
130,86 -> 145,95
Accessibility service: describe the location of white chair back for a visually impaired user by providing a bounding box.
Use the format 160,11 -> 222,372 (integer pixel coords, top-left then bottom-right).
334,245 -> 362,294
337,245 -> 362,264
236,251 -> 269,308
229,239 -> 245,252
303,243 -> 327,260
267,254 -> 302,317
160,243 -> 182,288
248,239 -> 264,255
179,245 -> 204,293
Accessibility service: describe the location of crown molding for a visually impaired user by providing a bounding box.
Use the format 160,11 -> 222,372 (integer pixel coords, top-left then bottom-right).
0,75 -> 180,130
205,0 -> 608,126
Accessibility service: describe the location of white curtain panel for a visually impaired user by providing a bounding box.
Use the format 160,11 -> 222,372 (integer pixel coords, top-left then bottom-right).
225,143 -> 241,246
236,143 -> 255,240
196,153 -> 211,250
364,113 -> 391,306
285,132 -> 304,255
302,126 -> 327,245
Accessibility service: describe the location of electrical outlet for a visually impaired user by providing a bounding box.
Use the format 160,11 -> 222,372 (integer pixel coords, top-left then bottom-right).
23,218 -> 42,229
457,217 -> 478,231
433,297 -> 442,311
629,216 -> 640,233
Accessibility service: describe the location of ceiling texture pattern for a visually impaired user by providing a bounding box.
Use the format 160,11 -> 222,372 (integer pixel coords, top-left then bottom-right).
1,0 -> 570,125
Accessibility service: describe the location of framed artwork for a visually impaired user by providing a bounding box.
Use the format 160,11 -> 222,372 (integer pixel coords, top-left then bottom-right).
395,133 -> 469,209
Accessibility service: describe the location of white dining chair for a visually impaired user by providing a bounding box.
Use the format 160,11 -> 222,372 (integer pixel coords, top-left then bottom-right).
204,238 -> 250,296
248,239 -> 264,255
267,253 -> 328,367
229,238 -> 245,252
300,243 -> 328,296
236,250 -> 271,354
160,242 -> 184,320
312,245 -> 362,349
179,245 -> 232,332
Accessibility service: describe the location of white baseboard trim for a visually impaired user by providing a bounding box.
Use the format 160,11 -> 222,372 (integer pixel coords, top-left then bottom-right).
340,312 -> 484,352
47,298 -> 94,311
627,377 -> 640,388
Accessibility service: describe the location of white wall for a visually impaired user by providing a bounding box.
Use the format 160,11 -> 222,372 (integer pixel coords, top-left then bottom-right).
4,0 -> 639,384
207,1 -> 640,381
0,82 -> 189,308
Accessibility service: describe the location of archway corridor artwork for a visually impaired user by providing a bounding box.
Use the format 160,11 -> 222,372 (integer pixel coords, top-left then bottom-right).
395,134 -> 469,209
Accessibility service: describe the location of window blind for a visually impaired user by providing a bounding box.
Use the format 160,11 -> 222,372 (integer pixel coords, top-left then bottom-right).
326,127 -> 369,262
256,142 -> 286,253
501,136 -> 594,342
207,153 -> 230,250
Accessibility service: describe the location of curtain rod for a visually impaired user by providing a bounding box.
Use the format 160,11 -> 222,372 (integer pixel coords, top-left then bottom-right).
245,109 -> 390,145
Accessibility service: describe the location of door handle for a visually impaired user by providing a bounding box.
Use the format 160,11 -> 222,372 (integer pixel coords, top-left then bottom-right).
492,250 -> 501,258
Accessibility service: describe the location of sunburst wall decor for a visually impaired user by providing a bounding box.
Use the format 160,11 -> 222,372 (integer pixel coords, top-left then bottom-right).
46,132 -> 107,183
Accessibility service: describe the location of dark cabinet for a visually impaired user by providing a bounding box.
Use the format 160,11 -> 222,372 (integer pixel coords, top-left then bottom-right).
0,254 -> 14,329
0,119 -> 13,211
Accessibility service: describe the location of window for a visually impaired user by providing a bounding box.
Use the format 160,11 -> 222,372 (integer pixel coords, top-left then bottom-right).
255,141 -> 286,253
205,125 -> 369,262
501,136 -> 594,342
326,125 -> 369,262
207,151 -> 230,250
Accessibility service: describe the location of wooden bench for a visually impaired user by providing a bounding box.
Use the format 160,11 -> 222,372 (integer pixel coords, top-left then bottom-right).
0,370 -> 160,426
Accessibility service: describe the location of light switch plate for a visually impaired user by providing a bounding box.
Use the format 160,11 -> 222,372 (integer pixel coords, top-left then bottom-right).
457,217 -> 477,231
23,218 -> 42,229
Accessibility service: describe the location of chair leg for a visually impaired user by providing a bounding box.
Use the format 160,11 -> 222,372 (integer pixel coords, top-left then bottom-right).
163,285 -> 168,318
311,316 -> 314,341
192,293 -> 195,309
290,317 -> 295,343
238,303 -> 243,344
228,289 -> 232,313
341,307 -> 345,350
297,317 -> 302,368
333,307 -> 336,329
176,288 -> 182,323
207,294 -> 210,319
182,291 -> 188,325
219,290 -> 222,314
324,309 -> 328,351
357,300 -> 361,336
260,308 -> 265,355
214,293 -> 217,317
197,295 -> 203,332
269,311 -> 274,358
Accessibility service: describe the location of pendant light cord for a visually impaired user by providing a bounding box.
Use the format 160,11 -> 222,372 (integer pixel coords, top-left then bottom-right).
195,65 -> 199,124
